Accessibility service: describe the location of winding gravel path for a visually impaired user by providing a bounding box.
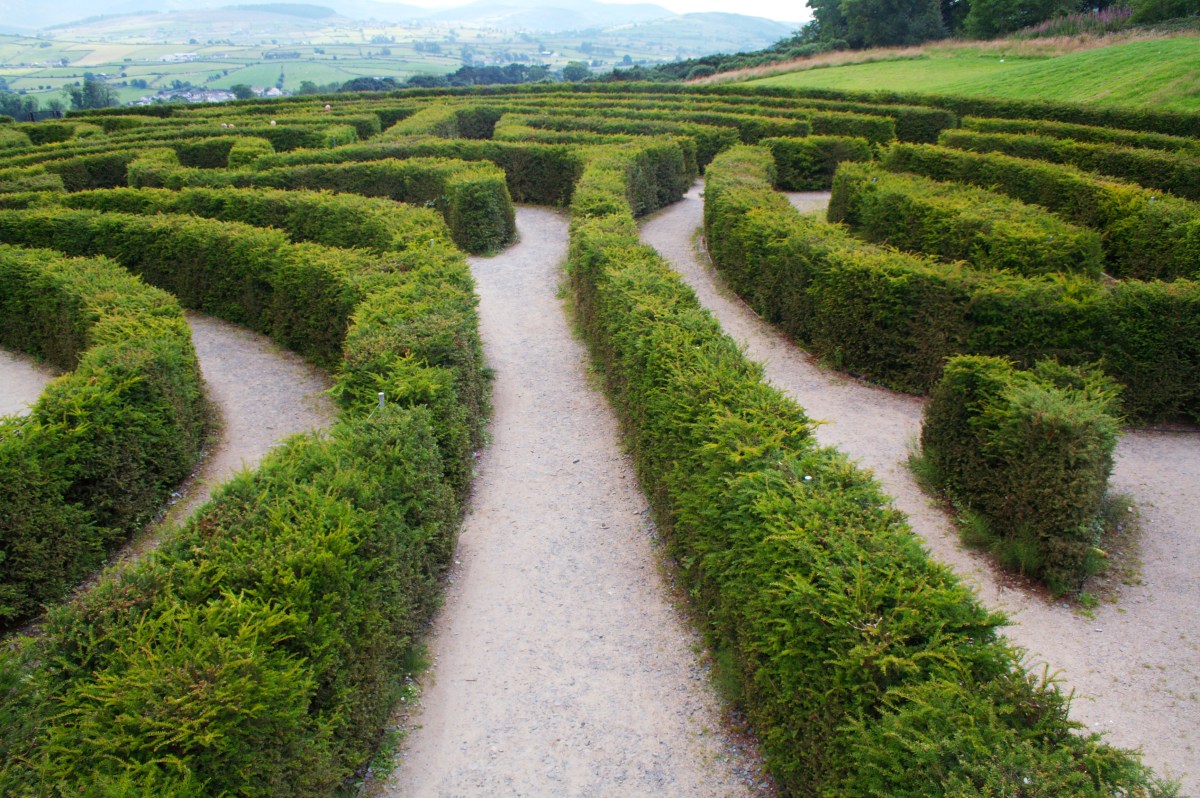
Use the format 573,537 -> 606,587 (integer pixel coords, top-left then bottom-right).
163,312 -> 336,525
385,207 -> 772,798
0,348 -> 59,417
641,183 -> 1200,794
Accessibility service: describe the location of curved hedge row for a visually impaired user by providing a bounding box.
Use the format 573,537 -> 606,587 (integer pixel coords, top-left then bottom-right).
55,185 -> 452,254
828,162 -> 1103,278
939,128 -> 1200,202
961,116 -> 1200,156
761,135 -> 872,190
882,143 -> 1200,282
0,244 -> 205,628
753,84 -> 1200,138
569,140 -> 1169,797
124,148 -> 516,254
705,145 -> 1200,423
0,185 -> 486,794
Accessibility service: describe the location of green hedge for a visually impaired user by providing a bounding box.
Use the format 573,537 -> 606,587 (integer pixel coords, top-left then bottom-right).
124,152 -> 515,255
882,143 -> 1200,282
0,174 -> 486,794
0,127 -> 30,150
705,145 -> 1200,423
568,140 -> 1169,798
961,116 -> 1200,156
58,186 -> 454,255
247,158 -> 516,254
758,85 -> 1200,138
495,111 -> 737,168
828,162 -> 1103,278
762,135 -> 872,190
0,149 -> 142,193
939,128 -> 1200,202
252,138 -> 582,206
227,136 -> 275,169
0,244 -> 205,628
921,356 -> 1121,594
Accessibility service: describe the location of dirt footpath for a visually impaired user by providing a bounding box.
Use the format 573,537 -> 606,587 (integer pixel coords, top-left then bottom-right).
640,184 -> 1199,795
384,207 -> 772,798
164,312 -> 336,524
0,348 -> 59,417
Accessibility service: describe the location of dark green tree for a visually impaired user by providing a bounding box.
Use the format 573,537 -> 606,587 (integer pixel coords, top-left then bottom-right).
64,77 -> 118,110
841,0 -> 948,46
1131,0 -> 1200,23
562,61 -> 590,81
964,0 -> 1077,37
230,83 -> 255,100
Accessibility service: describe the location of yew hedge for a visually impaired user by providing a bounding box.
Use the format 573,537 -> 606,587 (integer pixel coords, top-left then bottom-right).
0,244 -> 205,628
569,139 -> 1169,798
828,162 -> 1103,277
706,145 -> 1200,423
0,184 -> 485,795
882,143 -> 1200,282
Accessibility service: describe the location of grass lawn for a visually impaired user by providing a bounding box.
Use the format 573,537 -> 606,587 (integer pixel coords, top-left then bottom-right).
747,36 -> 1200,111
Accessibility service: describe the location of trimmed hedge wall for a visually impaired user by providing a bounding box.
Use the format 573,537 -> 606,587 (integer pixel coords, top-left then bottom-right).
248,158 -> 516,254
754,85 -> 1200,138
828,162 -> 1104,278
882,143 -> 1200,282
568,141 -> 1169,797
921,356 -> 1121,594
0,127 -> 31,150
495,112 -> 737,169
252,138 -> 582,206
762,135 -> 872,190
939,128 -> 1200,202
0,244 -> 205,628
0,177 -> 487,794
961,116 -> 1200,156
705,145 -> 1200,423
58,186 -> 454,255
124,151 -> 516,255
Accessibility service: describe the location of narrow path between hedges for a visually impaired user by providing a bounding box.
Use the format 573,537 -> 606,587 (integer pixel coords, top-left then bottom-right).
0,347 -> 59,417
159,312 -> 336,527
384,207 -> 773,798
111,313 -> 335,571
642,183 -> 1200,795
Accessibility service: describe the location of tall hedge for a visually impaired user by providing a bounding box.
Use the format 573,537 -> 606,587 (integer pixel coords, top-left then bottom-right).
939,128 -> 1200,202
828,162 -> 1104,278
761,135 -> 872,190
961,116 -> 1200,156
921,356 -> 1122,594
705,145 -> 1200,423
882,143 -> 1200,282
568,141 -> 1169,797
0,245 -> 206,628
0,178 -> 487,795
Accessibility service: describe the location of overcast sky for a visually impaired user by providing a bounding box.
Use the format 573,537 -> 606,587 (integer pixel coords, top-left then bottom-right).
400,0 -> 813,24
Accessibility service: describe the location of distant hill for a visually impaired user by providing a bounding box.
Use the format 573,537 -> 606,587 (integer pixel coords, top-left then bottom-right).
421,0 -> 675,31
228,3 -> 338,18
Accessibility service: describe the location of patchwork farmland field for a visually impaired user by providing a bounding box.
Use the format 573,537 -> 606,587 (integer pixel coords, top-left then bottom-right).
0,82 -> 1197,796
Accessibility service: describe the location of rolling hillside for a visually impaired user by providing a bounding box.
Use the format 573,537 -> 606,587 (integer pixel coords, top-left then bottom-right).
743,36 -> 1200,111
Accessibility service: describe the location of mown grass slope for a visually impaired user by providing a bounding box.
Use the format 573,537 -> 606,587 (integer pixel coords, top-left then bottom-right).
745,36 -> 1200,111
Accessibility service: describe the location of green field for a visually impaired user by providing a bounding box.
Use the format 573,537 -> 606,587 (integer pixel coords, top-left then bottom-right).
747,37 -> 1200,111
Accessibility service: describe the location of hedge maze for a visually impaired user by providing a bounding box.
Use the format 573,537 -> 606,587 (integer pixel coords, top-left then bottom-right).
1,82 -> 1194,795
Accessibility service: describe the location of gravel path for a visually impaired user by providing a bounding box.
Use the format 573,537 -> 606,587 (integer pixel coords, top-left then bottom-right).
162,312 -> 336,525
641,183 -> 1200,794
0,347 -> 59,417
384,207 -> 773,798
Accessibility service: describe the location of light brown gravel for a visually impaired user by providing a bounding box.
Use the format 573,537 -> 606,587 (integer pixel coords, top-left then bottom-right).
639,183 -> 1199,795
0,347 -> 60,417
384,207 -> 774,798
